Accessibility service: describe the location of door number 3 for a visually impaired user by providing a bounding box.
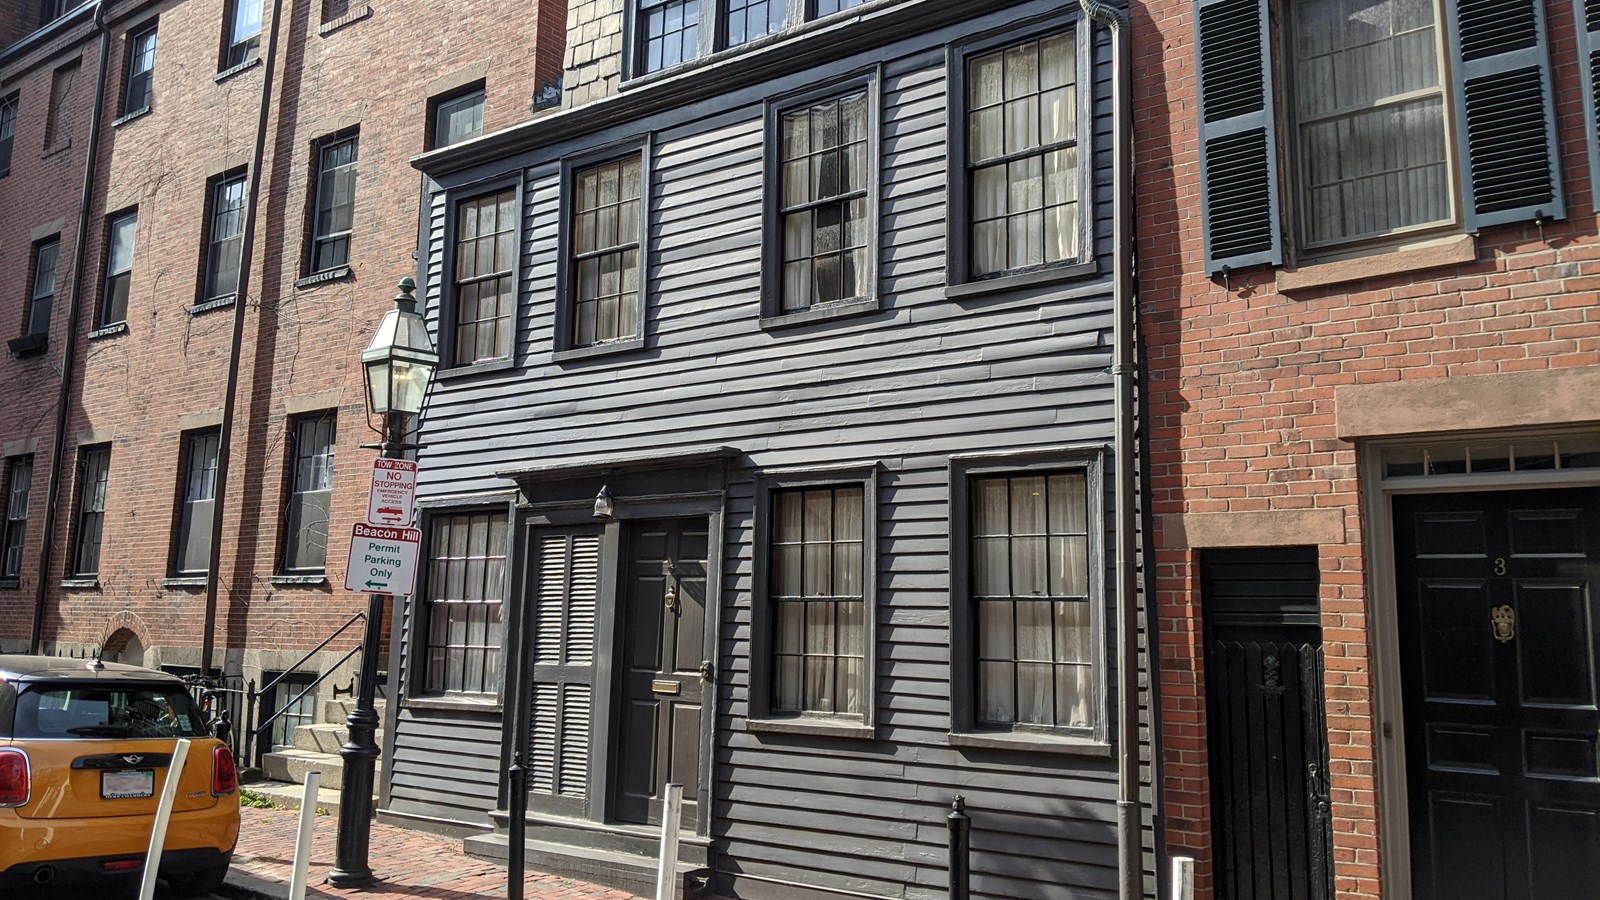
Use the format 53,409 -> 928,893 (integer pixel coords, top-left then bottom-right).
1493,557 -> 1507,576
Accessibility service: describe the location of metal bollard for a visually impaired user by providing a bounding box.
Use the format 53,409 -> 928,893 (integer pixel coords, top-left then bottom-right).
508,752 -> 528,900
947,795 -> 970,900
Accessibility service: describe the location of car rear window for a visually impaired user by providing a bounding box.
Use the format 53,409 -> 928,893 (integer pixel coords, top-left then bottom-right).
11,684 -> 210,739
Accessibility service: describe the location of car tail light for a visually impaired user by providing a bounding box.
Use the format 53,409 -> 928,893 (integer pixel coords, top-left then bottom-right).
102,859 -> 142,872
0,749 -> 29,807
211,745 -> 238,796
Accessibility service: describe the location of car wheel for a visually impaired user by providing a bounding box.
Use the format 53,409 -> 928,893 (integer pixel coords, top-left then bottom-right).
164,864 -> 230,897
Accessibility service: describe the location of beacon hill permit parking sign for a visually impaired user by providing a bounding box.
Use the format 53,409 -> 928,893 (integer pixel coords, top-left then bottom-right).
344,522 -> 421,596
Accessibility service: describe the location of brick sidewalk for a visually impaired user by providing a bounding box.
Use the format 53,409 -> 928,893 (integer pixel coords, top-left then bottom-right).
222,806 -> 641,900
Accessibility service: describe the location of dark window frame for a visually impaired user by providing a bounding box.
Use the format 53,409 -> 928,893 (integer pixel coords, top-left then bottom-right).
305,129 -> 359,276
120,21 -> 158,117
24,237 -> 61,339
440,177 -> 523,371
749,463 -> 878,736
199,169 -> 248,305
69,445 -> 111,578
760,68 -> 882,328
427,83 -> 485,151
624,0 -> 882,79
0,92 -> 18,178
1,455 -> 34,581
418,507 -> 512,697
278,411 -> 336,575
553,138 -> 652,361
99,208 -> 137,328
944,13 -> 1096,298
220,0 -> 263,71
171,429 -> 221,576
947,447 -> 1109,752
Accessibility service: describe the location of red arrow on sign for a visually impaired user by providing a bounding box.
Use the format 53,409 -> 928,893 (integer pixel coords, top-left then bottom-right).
376,507 -> 402,517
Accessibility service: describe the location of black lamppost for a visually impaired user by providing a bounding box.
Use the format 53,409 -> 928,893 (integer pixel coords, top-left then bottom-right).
330,277 -> 439,887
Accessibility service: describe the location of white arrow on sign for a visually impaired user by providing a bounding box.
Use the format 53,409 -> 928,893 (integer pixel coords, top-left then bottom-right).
344,522 -> 421,596
367,458 -> 418,526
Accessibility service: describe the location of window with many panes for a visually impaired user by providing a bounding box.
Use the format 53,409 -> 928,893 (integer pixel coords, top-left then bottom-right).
965,468 -> 1096,733
429,87 -> 484,150
281,413 -> 334,573
121,23 -> 157,116
264,672 -> 316,750
0,93 -> 17,177
634,0 -> 876,74
450,189 -> 517,365
424,511 -> 508,695
70,446 -> 110,577
173,431 -> 220,575
202,171 -> 247,303
774,89 -> 872,315
961,30 -> 1083,281
769,485 -> 866,717
25,239 -> 60,338
222,0 -> 262,70
568,156 -> 642,349
308,133 -> 358,274
101,211 -> 137,327
1,456 -> 32,580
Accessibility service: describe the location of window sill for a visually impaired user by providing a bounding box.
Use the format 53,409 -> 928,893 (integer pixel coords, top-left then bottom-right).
437,357 -> 516,380
945,259 -> 1099,301
295,265 -> 353,290
0,577 -> 19,591
318,4 -> 373,36
552,337 -> 646,363
1276,233 -> 1477,293
402,694 -> 502,713
162,576 -> 208,590
88,322 -> 128,341
40,141 -> 72,160
190,294 -> 237,316
269,574 -> 328,587
112,106 -> 151,128
746,716 -> 874,739
947,730 -> 1111,757
759,297 -> 881,331
59,577 -> 99,590
214,56 -> 262,84
7,333 -> 48,358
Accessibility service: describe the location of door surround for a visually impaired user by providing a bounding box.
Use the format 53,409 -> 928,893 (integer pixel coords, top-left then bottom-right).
1360,426 -> 1600,899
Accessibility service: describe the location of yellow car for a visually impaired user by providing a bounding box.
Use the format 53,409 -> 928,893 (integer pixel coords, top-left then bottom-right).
0,654 -> 240,894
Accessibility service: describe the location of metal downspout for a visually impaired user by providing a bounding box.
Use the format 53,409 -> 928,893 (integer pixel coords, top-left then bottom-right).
29,3 -> 111,653
1077,0 -> 1140,897
200,0 -> 287,675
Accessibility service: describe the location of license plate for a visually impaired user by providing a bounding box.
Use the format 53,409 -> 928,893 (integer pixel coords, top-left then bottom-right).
101,769 -> 155,799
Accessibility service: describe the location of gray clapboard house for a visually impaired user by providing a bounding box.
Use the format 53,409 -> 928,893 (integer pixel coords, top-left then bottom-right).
379,0 -> 1152,896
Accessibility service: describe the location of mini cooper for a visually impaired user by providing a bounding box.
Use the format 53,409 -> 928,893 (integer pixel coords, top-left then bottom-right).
0,654 -> 240,893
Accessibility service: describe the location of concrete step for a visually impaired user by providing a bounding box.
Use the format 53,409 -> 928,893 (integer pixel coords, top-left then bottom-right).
464,832 -> 711,899
293,721 -> 349,753
241,778 -> 350,813
320,697 -> 387,725
260,747 -> 381,793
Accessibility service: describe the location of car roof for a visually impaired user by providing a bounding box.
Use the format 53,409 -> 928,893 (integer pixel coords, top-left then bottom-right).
0,654 -> 184,685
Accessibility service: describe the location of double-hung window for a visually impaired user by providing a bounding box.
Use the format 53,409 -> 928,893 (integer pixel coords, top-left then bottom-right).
25,239 -> 60,339
281,413 -> 335,574
0,93 -> 18,177
429,87 -> 484,150
423,511 -> 508,694
201,171 -> 247,304
222,0 -> 262,70
121,24 -> 157,116
70,446 -> 110,578
101,210 -> 137,327
450,189 -> 518,365
567,155 -> 643,349
174,431 -> 221,576
633,0 -> 874,74
1,456 -> 32,580
308,132 -> 358,274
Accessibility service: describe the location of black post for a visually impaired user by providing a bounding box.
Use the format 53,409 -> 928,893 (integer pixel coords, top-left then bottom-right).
328,411 -> 404,888
508,752 -> 528,900
947,795 -> 970,900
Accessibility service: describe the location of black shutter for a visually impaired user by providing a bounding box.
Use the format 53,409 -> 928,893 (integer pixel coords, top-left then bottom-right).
1445,0 -> 1566,230
526,529 -> 600,817
1580,0 -> 1600,209
1195,0 -> 1282,276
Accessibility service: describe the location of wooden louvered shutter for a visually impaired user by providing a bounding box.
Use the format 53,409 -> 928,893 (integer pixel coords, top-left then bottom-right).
1444,0 -> 1566,230
1195,0 -> 1283,276
526,529 -> 601,816
1580,0 -> 1600,206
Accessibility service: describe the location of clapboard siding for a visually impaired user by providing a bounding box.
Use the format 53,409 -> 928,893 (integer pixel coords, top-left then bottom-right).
398,1 -> 1147,896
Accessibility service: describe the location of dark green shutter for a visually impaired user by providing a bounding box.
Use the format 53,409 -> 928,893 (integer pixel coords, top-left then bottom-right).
1195,0 -> 1282,276
1444,0 -> 1566,229
1580,0 -> 1600,208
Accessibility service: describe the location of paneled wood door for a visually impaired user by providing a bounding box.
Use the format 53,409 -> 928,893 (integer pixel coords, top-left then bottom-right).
615,517 -> 709,827
1394,488 -> 1600,899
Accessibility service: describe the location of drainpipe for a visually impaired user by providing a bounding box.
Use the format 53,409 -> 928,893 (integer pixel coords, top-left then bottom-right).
200,0 -> 286,675
29,3 -> 111,653
1076,0 -> 1140,897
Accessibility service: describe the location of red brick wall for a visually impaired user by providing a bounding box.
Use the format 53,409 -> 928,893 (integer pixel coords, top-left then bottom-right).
1133,0 -> 1600,896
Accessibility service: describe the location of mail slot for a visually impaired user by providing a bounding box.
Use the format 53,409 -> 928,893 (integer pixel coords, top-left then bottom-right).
651,679 -> 680,695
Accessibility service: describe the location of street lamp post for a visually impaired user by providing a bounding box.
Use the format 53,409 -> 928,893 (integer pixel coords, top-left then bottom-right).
329,277 -> 439,887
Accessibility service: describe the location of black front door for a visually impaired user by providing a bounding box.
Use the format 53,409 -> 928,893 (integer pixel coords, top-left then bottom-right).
1394,488 -> 1600,899
615,517 -> 708,827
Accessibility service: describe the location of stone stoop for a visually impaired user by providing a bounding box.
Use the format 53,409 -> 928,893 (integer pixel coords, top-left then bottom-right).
255,696 -> 386,797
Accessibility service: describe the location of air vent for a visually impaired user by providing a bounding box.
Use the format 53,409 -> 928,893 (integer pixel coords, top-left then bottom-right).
1199,0 -> 1265,123
1463,68 -> 1555,212
1205,130 -> 1275,258
1458,0 -> 1539,60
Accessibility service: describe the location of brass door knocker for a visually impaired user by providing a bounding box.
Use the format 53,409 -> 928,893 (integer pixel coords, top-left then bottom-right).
1492,604 -> 1515,643
663,560 -> 679,612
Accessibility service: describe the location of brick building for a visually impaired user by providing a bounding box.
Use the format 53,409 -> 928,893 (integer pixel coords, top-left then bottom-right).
0,0 -> 563,774
1136,0 -> 1600,896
